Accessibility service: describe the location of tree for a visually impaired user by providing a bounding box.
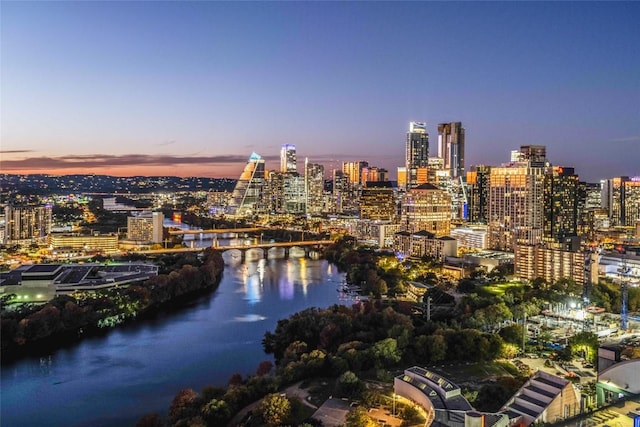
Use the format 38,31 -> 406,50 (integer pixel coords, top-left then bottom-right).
337,370 -> 363,397
169,389 -> 200,425
256,360 -> 274,376
371,338 -> 401,367
345,406 -> 377,427
258,393 -> 291,427
201,398 -> 231,426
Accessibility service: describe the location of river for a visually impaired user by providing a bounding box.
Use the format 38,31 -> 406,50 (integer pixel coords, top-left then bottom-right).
1,257 -> 348,427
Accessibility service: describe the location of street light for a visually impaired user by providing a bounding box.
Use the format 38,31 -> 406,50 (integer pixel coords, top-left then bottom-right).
393,393 -> 396,416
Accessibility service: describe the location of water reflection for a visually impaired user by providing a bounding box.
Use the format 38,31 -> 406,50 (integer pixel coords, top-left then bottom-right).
1,258 -> 344,427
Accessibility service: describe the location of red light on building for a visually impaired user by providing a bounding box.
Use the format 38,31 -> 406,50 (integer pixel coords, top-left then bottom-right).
173,212 -> 182,223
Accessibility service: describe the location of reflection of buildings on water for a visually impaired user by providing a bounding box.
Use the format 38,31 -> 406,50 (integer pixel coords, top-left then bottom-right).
236,259 -> 340,303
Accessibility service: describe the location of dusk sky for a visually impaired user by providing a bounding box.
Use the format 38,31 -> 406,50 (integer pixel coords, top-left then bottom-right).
1,1 -> 639,183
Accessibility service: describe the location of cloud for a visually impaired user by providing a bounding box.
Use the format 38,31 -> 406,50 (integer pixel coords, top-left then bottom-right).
607,136 -> 640,143
0,153 -> 279,170
0,150 -> 34,154
156,140 -> 176,146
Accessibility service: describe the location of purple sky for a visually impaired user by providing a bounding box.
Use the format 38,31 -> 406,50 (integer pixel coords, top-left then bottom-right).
1,2 -> 639,182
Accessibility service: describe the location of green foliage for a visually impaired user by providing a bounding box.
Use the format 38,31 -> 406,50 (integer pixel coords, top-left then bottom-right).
201,398 -> 231,426
257,393 -> 292,427
345,406 -> 377,427
337,370 -> 364,397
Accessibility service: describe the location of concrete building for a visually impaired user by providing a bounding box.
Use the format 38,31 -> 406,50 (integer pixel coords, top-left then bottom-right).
359,182 -> 396,221
127,211 -> 164,244
395,367 -> 510,427
602,176 -> 640,227
0,262 -> 158,303
49,233 -> 119,253
401,183 -> 451,236
305,159 -> 325,215
4,204 -> 52,246
487,158 -> 546,251
450,225 -> 488,250
393,230 -> 457,261
501,370 -> 581,426
514,244 -> 586,285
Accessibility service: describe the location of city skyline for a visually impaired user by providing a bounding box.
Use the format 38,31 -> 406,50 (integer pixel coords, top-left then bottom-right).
1,2 -> 639,182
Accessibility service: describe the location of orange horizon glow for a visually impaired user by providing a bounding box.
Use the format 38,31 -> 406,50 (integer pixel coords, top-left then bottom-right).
1,164 -> 246,179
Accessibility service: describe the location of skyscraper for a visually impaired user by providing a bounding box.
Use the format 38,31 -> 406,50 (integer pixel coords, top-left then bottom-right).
401,183 -> 451,236
305,159 -> 325,215
487,149 -> 547,251
4,204 -> 52,245
280,144 -> 297,173
342,161 -> 369,186
405,122 -> 429,190
228,152 -> 266,216
602,176 -> 640,226
437,122 -> 465,179
543,166 -> 579,244
467,165 -> 491,223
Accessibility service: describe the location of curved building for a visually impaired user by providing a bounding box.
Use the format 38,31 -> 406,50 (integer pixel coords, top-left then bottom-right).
228,152 -> 266,216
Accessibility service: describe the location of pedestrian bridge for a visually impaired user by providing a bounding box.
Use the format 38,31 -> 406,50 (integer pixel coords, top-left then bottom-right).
216,240 -> 334,262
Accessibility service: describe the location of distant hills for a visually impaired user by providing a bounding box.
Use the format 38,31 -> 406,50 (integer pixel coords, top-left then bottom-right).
0,174 -> 237,195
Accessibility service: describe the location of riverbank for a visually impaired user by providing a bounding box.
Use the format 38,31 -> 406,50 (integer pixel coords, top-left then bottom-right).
1,249 -> 225,362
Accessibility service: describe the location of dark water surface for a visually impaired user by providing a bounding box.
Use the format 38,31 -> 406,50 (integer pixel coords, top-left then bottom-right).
1,258 -> 346,427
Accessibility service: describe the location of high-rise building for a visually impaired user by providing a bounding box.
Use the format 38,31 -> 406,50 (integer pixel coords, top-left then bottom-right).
265,171 -> 285,213
397,167 -> 407,189
515,244 -> 586,285
467,165 -> 491,223
305,159 -> 325,215
4,204 -> 52,245
602,176 -> 640,226
283,174 -> 306,214
280,144 -> 297,173
543,166 -> 579,245
400,183 -> 451,236
487,160 -> 546,251
361,167 -> 388,186
360,182 -> 396,221
228,152 -> 266,216
127,211 -> 164,243
518,145 -> 547,167
342,161 -> 369,186
406,122 -> 429,190
332,170 -> 351,214
437,122 -> 465,179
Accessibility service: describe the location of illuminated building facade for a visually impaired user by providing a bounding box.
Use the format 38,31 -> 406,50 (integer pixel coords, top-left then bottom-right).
280,144 -> 297,173
437,122 -> 465,179
515,244 -> 586,285
228,152 -> 266,216
4,204 -> 52,245
543,166 -> 579,244
400,183 -> 451,236
127,211 -> 164,243
49,233 -> 119,253
305,160 -> 325,215
406,122 -> 429,190
361,167 -> 388,185
487,161 -> 546,251
359,182 -> 396,221
467,165 -> 491,223
342,161 -> 369,186
397,167 -> 407,189
602,176 -> 640,226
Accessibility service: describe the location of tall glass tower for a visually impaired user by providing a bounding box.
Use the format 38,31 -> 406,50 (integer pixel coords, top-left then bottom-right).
280,144 -> 297,173
437,122 -> 465,179
406,122 -> 429,190
228,152 -> 266,216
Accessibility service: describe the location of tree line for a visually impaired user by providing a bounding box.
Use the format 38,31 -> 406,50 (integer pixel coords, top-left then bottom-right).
1,249 -> 224,359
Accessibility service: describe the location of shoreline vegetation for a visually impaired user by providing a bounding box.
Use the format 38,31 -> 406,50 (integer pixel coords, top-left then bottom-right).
0,248 -> 225,362
146,238 -> 607,427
